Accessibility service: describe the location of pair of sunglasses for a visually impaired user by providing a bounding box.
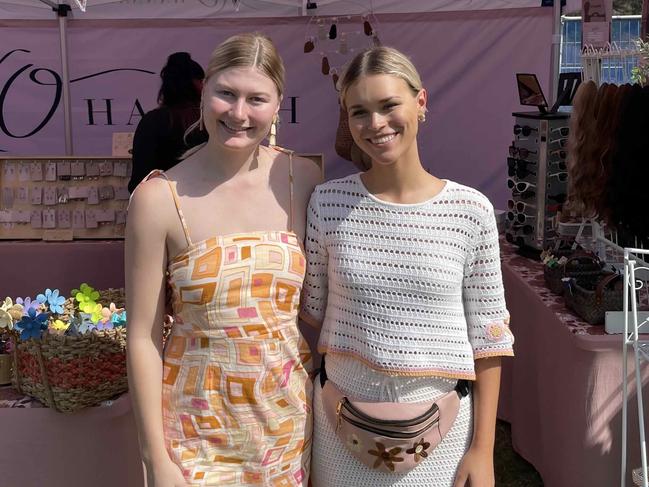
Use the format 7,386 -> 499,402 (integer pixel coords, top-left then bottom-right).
508,166 -> 537,178
514,124 -> 538,136
549,160 -> 567,171
505,232 -> 528,247
511,223 -> 535,235
508,179 -> 536,192
551,127 -> 569,137
509,145 -> 537,159
550,149 -> 567,160
548,172 -> 568,182
507,200 -> 536,212
507,211 -> 536,224
507,157 -> 536,170
550,138 -> 567,148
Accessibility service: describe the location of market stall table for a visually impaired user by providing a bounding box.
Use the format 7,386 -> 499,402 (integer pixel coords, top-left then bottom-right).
0,387 -> 143,487
498,240 -> 649,487
0,240 -> 125,298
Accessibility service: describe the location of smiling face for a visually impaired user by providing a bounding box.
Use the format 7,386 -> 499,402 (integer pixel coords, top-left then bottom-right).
202,66 -> 280,151
345,74 -> 426,167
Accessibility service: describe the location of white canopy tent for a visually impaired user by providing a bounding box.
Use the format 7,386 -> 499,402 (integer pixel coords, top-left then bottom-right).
1,0 -> 563,157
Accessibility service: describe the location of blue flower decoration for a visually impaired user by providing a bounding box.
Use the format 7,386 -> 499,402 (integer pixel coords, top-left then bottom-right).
14,307 -> 49,340
77,313 -> 96,334
111,310 -> 127,328
36,289 -> 66,314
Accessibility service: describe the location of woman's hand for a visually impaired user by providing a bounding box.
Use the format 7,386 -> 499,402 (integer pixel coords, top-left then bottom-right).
452,444 -> 494,487
145,457 -> 189,487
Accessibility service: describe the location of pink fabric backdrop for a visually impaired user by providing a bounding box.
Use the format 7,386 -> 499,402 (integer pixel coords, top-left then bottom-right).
1,8 -> 553,207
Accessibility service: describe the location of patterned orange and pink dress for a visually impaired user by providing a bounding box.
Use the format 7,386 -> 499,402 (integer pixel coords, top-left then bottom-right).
149,158 -> 313,486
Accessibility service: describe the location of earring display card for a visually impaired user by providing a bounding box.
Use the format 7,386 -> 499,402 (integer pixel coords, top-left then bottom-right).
0,156 -> 131,239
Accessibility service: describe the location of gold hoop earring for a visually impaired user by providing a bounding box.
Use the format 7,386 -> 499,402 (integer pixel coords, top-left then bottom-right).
269,115 -> 278,146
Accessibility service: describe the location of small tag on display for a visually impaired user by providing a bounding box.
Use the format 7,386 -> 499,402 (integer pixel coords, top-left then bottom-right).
30,210 -> 43,228
42,209 -> 56,229
15,186 -> 28,204
67,186 -> 89,200
3,162 -> 17,183
30,162 -> 43,181
2,187 -> 13,208
72,210 -> 85,229
57,187 -> 69,204
113,161 -> 128,178
85,209 -> 98,228
115,210 -> 127,225
57,161 -> 71,179
0,210 -> 11,223
57,209 -> 71,228
87,186 -> 99,205
15,210 -> 30,223
71,161 -> 85,178
18,163 -> 30,182
95,208 -> 115,223
114,186 -> 130,200
30,186 -> 42,205
98,185 -> 115,201
44,161 -> 57,181
99,161 -> 113,177
86,161 -> 100,178
43,187 -> 57,206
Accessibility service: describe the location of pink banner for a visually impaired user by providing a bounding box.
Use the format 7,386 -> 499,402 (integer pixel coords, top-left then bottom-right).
0,9 -> 552,207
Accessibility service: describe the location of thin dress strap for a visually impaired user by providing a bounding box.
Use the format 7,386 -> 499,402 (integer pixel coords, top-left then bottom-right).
271,146 -> 295,233
143,170 -> 193,246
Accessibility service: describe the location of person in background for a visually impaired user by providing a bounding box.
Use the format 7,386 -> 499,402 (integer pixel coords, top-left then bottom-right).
128,52 -> 208,193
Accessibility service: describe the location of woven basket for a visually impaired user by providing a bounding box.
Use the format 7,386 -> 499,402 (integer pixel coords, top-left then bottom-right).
11,287 -> 127,413
544,252 -> 603,295
563,273 -> 623,325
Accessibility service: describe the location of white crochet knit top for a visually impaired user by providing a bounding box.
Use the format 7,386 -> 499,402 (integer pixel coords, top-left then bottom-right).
301,173 -> 514,380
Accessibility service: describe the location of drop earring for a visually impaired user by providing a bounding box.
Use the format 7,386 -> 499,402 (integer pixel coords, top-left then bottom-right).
269,115 -> 278,146
418,111 -> 426,123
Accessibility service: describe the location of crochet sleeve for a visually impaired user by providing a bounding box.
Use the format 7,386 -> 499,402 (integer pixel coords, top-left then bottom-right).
463,202 -> 514,359
300,189 -> 328,329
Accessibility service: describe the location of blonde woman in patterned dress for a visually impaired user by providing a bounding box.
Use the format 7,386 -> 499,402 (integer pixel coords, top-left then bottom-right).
126,33 -> 321,487
302,47 -> 515,486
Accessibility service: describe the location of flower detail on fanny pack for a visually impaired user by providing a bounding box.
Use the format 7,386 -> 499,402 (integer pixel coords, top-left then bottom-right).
406,438 -> 431,462
368,442 -> 404,471
346,433 -> 363,452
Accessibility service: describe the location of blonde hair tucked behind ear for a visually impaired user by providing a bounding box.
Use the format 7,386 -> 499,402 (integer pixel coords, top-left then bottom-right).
182,33 -> 285,158
338,46 -> 423,110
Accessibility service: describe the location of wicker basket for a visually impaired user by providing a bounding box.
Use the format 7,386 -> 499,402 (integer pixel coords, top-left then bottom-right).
563,273 -> 623,325
11,287 -> 127,413
544,252 -> 603,295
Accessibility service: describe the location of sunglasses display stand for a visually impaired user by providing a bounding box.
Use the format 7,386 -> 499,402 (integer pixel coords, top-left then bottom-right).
505,111 -> 570,255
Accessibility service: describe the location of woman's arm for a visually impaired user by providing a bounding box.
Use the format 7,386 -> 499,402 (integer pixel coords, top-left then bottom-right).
452,357 -> 502,487
125,178 -> 173,468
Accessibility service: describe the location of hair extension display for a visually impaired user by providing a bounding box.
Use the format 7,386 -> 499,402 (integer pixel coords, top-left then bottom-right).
567,82 -> 649,246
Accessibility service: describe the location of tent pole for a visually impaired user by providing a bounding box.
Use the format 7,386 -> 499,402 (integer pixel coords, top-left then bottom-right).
56,4 -> 73,156
550,0 -> 562,104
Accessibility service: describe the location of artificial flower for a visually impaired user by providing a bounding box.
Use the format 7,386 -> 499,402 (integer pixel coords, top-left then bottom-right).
0,308 -> 13,330
37,289 -> 66,314
111,309 -> 127,328
89,303 -> 103,324
77,313 -> 96,334
96,319 -> 114,331
1,298 -> 24,321
16,297 -> 40,314
14,307 -> 49,340
72,283 -> 100,313
50,319 -> 70,332
368,442 -> 404,472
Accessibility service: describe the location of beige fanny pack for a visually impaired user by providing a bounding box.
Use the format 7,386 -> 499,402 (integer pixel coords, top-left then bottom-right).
319,356 -> 470,473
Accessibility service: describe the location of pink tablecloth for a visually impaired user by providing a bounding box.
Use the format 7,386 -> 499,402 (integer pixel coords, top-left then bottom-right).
0,240 -> 125,299
0,392 -> 144,487
498,242 -> 649,487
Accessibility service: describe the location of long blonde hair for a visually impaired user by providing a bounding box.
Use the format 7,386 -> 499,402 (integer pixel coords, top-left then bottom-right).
183,33 -> 285,158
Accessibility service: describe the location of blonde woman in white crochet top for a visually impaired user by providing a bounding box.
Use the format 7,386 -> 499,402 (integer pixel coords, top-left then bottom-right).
301,47 -> 514,487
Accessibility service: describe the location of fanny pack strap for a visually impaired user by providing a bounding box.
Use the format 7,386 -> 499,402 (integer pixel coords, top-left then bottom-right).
318,354 -> 471,398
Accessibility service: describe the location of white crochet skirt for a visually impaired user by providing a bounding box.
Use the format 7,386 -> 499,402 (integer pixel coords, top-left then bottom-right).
311,354 -> 473,487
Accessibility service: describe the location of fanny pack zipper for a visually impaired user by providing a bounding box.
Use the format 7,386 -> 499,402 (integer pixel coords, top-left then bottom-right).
342,398 -> 439,426
338,411 -> 439,439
